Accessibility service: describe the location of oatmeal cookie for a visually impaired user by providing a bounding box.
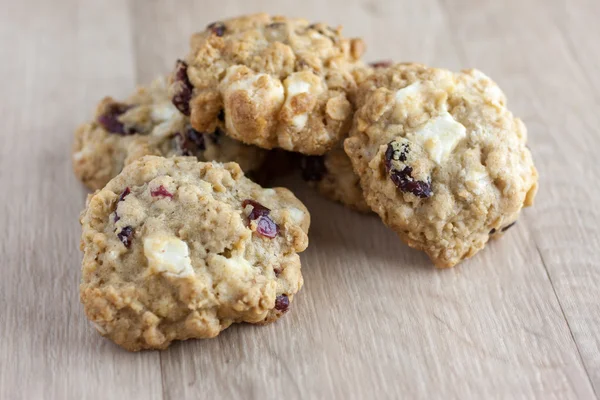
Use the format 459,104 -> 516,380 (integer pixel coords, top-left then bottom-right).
300,147 -> 370,213
73,77 -> 267,190
171,13 -> 365,155
344,63 -> 538,267
79,156 -> 310,351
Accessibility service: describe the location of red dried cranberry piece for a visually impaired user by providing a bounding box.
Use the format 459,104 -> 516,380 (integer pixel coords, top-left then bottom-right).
300,156 -> 326,181
98,103 -> 134,135
242,199 -> 271,220
256,216 -> 279,238
390,166 -> 432,198
172,60 -> 193,116
273,267 -> 282,277
114,187 -> 131,222
118,187 -> 131,202
501,222 -> 516,232
274,294 -> 289,311
370,60 -> 393,68
151,185 -> 173,198
242,200 -> 279,238
117,226 -> 134,248
174,127 -> 207,156
207,21 -> 226,36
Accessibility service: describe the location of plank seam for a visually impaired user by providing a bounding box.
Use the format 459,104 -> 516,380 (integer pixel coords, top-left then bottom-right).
534,241 -> 599,400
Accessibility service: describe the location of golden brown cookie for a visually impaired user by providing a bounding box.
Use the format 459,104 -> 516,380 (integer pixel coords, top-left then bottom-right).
73,77 -> 267,190
345,63 -> 538,267
79,156 -> 310,350
171,13 -> 365,155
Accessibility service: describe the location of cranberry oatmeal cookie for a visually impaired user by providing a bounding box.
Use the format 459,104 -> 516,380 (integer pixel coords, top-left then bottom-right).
344,63 -> 538,267
73,77 -> 266,190
171,13 -> 365,155
79,156 -> 309,351
300,147 -> 370,213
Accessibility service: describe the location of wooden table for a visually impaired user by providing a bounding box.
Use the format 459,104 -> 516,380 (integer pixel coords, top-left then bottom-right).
2,0 -> 599,398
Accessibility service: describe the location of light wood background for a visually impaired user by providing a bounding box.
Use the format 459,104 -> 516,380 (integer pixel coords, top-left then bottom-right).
1,0 -> 599,399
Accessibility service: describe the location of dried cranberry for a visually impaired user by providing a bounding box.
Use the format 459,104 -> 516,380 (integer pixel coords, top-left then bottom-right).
256,216 -> 279,238
390,166 -> 432,198
370,60 -> 393,68
385,141 -> 408,171
172,60 -> 193,116
300,156 -> 326,181
385,141 -> 432,198
118,187 -> 131,202
207,21 -> 226,36
97,103 -> 134,135
117,226 -> 134,248
242,199 -> 279,238
274,267 -> 282,277
501,222 -> 516,232
274,294 -> 289,311
114,187 -> 131,222
174,127 -> 207,156
151,185 -> 173,198
242,199 -> 271,220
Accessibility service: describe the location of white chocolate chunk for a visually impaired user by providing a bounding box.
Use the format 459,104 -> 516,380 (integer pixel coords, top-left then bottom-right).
282,71 -> 324,131
394,82 -> 422,105
151,102 -> 179,122
292,114 -> 308,130
287,207 -> 305,225
210,255 -> 257,301
221,66 -> 284,105
410,112 -> 466,164
465,168 -> 490,194
144,236 -> 194,277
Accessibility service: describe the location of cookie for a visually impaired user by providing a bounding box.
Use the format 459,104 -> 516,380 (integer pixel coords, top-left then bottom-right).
171,13 -> 365,155
344,63 -> 538,267
300,147 -> 370,213
79,156 -> 310,351
73,77 -> 267,190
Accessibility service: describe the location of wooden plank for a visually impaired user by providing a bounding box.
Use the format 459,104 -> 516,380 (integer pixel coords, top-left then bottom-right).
1,0 -> 598,399
435,0 -> 600,395
0,0 -> 163,399
129,1 -> 595,399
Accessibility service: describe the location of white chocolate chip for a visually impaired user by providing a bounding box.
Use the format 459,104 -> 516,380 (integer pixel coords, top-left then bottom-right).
394,82 -> 422,105
465,168 -> 490,195
151,102 -> 179,122
209,255 -> 257,301
144,236 -> 194,278
281,71 -> 324,131
287,207 -> 305,225
409,112 -> 466,164
221,66 -> 284,105
220,66 -> 285,136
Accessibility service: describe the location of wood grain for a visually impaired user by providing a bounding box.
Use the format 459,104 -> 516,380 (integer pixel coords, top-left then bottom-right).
1,0 -> 599,399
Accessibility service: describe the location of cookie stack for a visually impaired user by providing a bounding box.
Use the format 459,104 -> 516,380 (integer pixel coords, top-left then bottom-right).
73,13 -> 538,351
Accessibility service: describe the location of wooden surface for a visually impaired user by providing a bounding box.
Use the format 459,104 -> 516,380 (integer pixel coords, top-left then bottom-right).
1,0 -> 599,399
